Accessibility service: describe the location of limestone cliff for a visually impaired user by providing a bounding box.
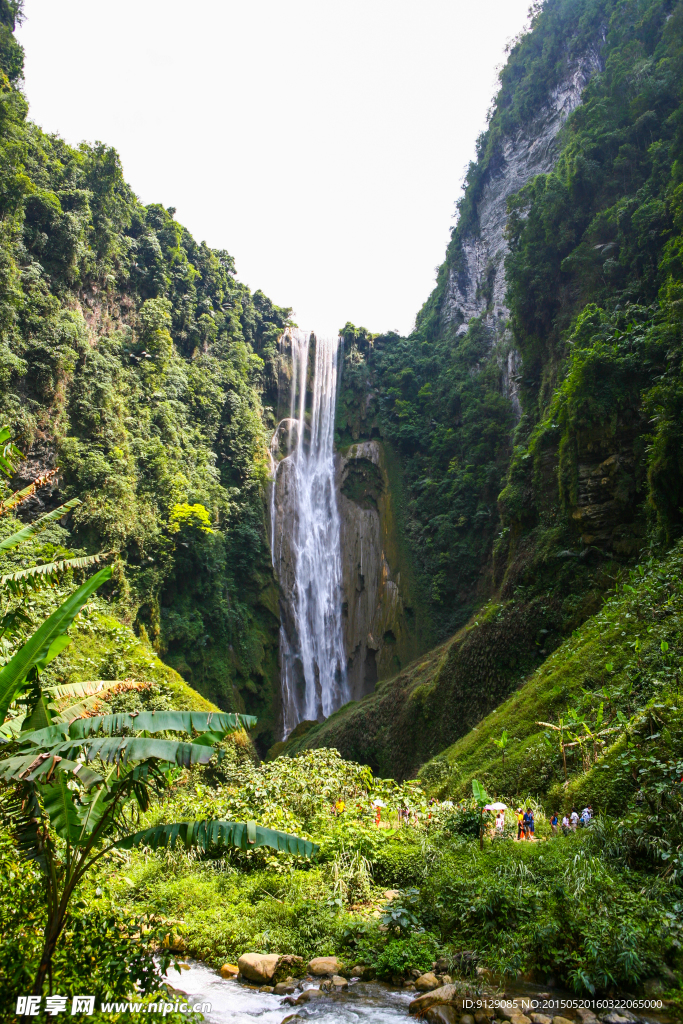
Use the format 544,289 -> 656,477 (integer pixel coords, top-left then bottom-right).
337,441 -> 417,699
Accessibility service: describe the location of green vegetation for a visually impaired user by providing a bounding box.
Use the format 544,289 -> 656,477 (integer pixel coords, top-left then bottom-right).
0,0 -> 290,748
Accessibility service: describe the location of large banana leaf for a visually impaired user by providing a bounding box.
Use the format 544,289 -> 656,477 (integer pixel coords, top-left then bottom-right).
24,710 -> 255,745
38,776 -> 82,844
1,551 -> 110,596
0,498 -> 81,553
116,819 -> 319,859
53,735 -> 228,768
0,565 -> 113,726
0,749 -> 102,788
46,679 -> 125,701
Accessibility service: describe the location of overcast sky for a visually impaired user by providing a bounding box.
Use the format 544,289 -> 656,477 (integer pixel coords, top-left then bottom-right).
17,0 -> 531,337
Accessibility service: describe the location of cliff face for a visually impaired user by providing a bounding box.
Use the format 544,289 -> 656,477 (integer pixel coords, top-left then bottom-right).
443,49 -> 604,337
337,441 -> 417,699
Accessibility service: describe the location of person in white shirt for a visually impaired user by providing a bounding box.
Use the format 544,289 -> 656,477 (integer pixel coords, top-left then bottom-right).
580,806 -> 591,825
570,808 -> 579,830
562,814 -> 570,833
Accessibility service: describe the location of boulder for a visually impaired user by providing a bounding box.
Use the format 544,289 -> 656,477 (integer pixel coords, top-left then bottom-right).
434,957 -> 451,974
331,975 -> 349,990
273,981 -> 297,995
461,1015 -> 476,1024
422,1008 -> 460,1024
475,1013 -> 494,1024
295,988 -> 326,1004
237,953 -> 280,984
415,972 -> 441,992
273,954 -> 306,983
530,1016 -> 552,1024
308,956 -> 343,977
510,1016 -> 531,1024
599,1016 -> 639,1024
437,974 -> 453,985
351,965 -> 371,979
551,1019 -> 575,1024
409,984 -> 465,1016
220,963 -> 239,979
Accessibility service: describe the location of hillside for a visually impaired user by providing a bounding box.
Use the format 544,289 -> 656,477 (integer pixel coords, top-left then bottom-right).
0,0 -> 290,748
283,0 -> 683,778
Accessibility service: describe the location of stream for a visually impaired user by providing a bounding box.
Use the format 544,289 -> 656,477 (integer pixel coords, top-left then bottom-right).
163,961 -> 414,1023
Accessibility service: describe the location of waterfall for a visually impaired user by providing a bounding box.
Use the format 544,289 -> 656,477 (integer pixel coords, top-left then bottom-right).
270,329 -> 348,737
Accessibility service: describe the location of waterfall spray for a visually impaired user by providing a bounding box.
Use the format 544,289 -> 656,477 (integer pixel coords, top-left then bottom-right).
270,330 -> 348,737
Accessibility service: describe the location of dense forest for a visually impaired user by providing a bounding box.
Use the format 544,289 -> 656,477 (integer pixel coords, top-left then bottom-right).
1,0 -> 683,1018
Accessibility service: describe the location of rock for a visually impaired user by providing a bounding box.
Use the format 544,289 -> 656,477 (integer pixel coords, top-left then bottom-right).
261,986 -> 274,993
220,963 -> 239,979
575,1012 -> 598,1024
599,1015 -> 639,1024
237,953 -> 280,984
308,956 -> 343,977
384,889 -> 401,901
510,1015 -> 531,1024
422,1008 -> 460,1024
281,1016 -> 305,1024
530,1016 -> 552,1024
434,957 -> 451,974
461,1015 -> 476,1024
351,965 -> 370,978
273,954 -> 306,983
331,975 -> 348,990
295,988 -> 326,1004
415,972 -> 441,992
475,1013 -> 494,1024
438,974 -> 453,985
273,982 -> 297,995
409,984 -> 465,1016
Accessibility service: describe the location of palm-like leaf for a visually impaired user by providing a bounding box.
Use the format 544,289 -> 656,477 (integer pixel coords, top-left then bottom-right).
46,679 -> 126,701
54,735 -> 232,768
24,710 -> 255,745
116,819 -> 319,859
0,749 -> 102,788
0,469 -> 59,515
0,565 -> 113,726
0,498 -> 81,553
38,776 -> 82,843
1,551 -> 112,596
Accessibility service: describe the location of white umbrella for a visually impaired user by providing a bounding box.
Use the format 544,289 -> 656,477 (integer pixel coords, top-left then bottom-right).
371,799 -> 387,808
484,802 -> 507,811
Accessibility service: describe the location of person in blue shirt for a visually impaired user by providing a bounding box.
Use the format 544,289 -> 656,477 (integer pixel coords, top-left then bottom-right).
527,808 -> 535,839
550,813 -> 558,835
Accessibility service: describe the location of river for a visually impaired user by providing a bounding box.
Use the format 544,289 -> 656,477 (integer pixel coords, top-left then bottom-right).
164,961 -> 414,1024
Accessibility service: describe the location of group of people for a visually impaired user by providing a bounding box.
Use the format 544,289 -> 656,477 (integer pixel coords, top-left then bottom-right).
515,807 -> 535,840
550,805 -> 593,834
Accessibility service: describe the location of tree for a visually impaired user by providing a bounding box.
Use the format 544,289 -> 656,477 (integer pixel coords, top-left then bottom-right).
2,709 -> 318,998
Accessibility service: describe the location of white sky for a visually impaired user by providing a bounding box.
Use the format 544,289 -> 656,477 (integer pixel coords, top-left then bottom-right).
17,0 -> 531,337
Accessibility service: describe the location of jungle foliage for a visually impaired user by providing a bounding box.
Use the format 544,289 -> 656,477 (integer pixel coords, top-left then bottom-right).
0,1 -> 291,748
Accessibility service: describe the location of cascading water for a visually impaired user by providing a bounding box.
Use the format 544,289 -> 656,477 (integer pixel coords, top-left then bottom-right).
270,329 -> 348,737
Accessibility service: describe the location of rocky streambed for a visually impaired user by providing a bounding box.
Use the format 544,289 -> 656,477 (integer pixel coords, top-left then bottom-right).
163,955 -> 675,1024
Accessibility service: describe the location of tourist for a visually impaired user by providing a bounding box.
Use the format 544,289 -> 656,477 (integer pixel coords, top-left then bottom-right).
550,812 -> 558,835
570,807 -> 579,830
580,805 -> 592,826
562,813 -> 570,834
527,808 -> 535,840
335,798 -> 345,815
496,810 -> 505,834
517,808 -> 524,841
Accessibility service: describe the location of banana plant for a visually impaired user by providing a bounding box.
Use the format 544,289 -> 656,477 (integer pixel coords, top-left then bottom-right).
2,709 -> 319,998
472,778 -> 491,851
490,728 -> 509,767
